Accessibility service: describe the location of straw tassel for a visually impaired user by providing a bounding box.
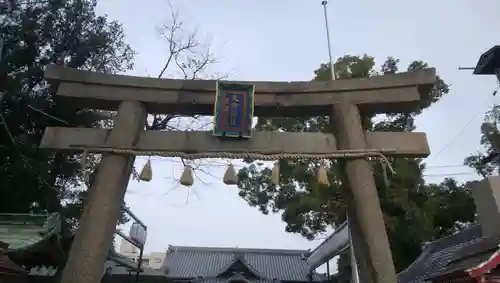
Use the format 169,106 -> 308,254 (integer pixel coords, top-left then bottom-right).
223,163 -> 238,185
180,165 -> 194,186
316,165 -> 329,186
139,159 -> 153,182
270,161 -> 280,185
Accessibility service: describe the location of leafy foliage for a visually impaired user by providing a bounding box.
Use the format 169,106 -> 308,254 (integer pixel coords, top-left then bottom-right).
237,55 -> 475,271
465,102 -> 500,177
0,0 -> 134,225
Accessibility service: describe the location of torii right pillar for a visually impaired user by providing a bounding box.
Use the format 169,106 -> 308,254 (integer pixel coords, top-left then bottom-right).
329,89 -> 436,282
331,102 -> 395,283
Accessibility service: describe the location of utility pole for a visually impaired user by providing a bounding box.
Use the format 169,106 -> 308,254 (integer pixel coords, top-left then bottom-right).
321,1 -> 335,80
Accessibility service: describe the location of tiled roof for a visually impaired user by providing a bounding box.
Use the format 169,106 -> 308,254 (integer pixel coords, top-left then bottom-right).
163,246 -> 327,282
397,225 -> 500,283
0,213 -> 61,251
27,255 -> 163,278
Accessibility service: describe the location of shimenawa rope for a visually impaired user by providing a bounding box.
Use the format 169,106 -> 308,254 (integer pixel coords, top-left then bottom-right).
77,146 -> 395,187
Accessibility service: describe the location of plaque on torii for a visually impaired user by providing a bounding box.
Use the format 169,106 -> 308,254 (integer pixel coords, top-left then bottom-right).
40,64 -> 436,283
213,82 -> 254,138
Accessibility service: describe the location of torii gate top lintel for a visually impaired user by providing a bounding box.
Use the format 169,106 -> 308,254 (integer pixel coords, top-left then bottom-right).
40,65 -> 435,159
44,64 -> 436,117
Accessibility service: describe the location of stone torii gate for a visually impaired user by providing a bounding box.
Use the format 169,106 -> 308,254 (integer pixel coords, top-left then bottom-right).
40,65 -> 436,283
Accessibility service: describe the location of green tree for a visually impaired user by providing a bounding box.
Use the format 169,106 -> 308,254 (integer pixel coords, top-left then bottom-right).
0,0 -> 134,226
237,55 -> 474,271
464,103 -> 500,176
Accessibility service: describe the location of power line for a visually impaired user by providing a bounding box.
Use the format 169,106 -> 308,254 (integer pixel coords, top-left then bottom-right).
424,164 -> 469,169
428,90 -> 497,163
424,172 -> 477,177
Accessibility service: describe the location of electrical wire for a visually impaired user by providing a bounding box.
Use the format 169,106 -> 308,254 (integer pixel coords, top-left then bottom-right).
428,85 -> 500,163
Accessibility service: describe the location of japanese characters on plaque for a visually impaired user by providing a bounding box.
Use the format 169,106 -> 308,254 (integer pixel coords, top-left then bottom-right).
213,82 -> 255,139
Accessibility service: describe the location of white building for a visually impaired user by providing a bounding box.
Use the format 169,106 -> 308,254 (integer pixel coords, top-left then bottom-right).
119,238 -> 166,269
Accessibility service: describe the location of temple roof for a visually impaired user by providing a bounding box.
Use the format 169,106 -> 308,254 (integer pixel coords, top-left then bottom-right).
0,213 -> 61,252
0,213 -> 66,267
163,245 -> 327,282
397,224 -> 500,283
0,212 -> 163,280
27,253 -> 163,278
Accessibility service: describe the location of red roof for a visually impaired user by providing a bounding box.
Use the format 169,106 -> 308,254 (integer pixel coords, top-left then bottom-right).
467,247 -> 500,278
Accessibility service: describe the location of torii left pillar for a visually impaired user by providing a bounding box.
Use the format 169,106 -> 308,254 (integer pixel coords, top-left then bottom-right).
59,101 -> 146,283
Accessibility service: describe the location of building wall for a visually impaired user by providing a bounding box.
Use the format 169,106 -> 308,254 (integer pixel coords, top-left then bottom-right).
146,252 -> 166,269
118,238 -> 166,269
119,237 -> 139,256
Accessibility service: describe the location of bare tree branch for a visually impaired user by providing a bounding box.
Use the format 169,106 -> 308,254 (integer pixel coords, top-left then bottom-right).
130,0 -> 228,190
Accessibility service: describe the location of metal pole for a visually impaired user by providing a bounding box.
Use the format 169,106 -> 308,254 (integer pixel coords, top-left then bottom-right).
0,39 -> 5,104
122,205 -> 147,230
346,214 -> 359,283
326,260 -> 330,281
135,244 -> 144,283
321,1 -> 335,81
0,38 -> 4,63
348,223 -> 359,283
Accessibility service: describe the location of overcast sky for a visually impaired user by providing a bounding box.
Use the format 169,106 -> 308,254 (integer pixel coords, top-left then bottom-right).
95,0 -> 500,272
